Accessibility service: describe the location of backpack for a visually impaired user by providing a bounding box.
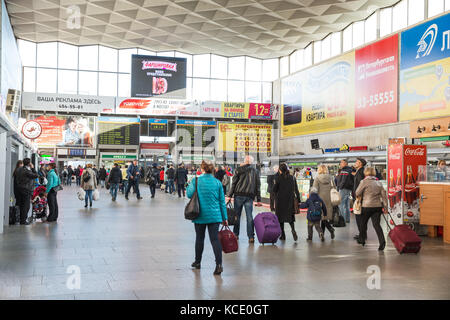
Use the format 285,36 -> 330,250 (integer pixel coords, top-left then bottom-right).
83,171 -> 91,183
222,174 -> 230,186
309,200 -> 323,222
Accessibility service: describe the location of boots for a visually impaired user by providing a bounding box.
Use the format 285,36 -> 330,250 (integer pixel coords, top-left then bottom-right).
292,230 -> 298,241
213,264 -> 223,275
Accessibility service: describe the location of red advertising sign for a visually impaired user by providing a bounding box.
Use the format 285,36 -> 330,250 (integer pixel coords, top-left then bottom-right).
387,144 -> 404,226
355,34 -> 398,127
248,103 -> 272,119
387,144 -> 427,225
402,145 -> 427,222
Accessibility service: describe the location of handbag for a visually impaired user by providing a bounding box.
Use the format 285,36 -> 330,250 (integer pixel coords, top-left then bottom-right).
93,189 -> 100,201
184,177 -> 200,220
353,196 -> 362,215
218,225 -> 238,253
330,178 -> 341,206
77,188 -> 85,201
226,201 -> 238,225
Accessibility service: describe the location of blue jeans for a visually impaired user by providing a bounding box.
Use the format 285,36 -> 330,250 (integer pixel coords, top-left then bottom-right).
126,179 -> 140,198
85,190 -> 93,206
166,179 -> 175,193
339,189 -> 352,222
232,196 -> 255,240
110,183 -> 119,199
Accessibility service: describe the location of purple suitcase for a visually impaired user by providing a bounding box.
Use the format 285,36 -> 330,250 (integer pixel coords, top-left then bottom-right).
254,212 -> 281,244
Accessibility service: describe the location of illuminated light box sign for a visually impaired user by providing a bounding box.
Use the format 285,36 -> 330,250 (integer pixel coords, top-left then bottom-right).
131,55 -> 187,99
101,154 -> 137,160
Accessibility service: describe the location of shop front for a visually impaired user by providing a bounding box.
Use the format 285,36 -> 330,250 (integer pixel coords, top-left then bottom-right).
100,153 -> 138,169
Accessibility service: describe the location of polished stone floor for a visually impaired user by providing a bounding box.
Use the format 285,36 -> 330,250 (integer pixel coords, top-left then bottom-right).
1,185 -> 449,300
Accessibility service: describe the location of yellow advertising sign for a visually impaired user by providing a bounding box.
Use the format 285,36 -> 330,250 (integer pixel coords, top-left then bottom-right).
399,57 -> 450,121
221,102 -> 249,119
281,52 -> 355,137
218,123 -> 272,153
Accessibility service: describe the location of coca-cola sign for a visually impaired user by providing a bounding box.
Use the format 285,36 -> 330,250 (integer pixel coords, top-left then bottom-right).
404,147 -> 426,156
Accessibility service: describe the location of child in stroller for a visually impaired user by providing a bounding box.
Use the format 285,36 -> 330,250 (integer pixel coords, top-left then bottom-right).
31,185 -> 47,222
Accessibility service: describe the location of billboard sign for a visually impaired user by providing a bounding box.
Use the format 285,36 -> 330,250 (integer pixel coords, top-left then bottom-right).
21,92 -> 115,114
399,13 -> 450,121
97,117 -> 140,146
131,55 -> 187,99
355,34 -> 398,127
218,123 -> 272,153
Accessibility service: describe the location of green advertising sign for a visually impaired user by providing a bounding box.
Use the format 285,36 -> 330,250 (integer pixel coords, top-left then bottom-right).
101,155 -> 137,160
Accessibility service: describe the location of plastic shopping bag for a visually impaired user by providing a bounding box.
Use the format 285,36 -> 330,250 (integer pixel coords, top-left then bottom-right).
93,189 -> 100,201
77,188 -> 85,201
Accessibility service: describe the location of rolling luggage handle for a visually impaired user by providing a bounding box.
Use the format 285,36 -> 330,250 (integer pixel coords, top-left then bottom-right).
381,209 -> 396,231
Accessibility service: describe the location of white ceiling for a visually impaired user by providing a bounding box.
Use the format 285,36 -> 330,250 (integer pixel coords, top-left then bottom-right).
5,0 -> 399,59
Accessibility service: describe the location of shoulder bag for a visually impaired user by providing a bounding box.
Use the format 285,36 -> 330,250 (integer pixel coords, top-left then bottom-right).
330,177 -> 341,206
184,177 -> 200,220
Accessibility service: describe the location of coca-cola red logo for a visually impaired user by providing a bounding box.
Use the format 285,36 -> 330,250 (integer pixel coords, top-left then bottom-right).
404,147 -> 425,156
142,61 -> 177,72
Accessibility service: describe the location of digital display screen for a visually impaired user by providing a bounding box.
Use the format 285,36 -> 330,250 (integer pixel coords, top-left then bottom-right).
148,119 -> 168,137
97,117 -> 140,146
176,120 -> 216,149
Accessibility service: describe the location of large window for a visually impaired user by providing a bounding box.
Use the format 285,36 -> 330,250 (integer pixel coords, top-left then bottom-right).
380,8 -> 393,38
313,41 -> 321,64
331,32 -> 341,57
393,0 -> 408,32
280,56 -> 289,77
321,35 -> 331,61
343,24 -> 353,52
365,13 -> 377,43
353,21 -> 365,48
409,0 -> 424,25
20,41 -> 274,103
428,0 -> 444,17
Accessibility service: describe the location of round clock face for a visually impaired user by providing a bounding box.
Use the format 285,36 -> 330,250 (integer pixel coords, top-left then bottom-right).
22,120 -> 42,140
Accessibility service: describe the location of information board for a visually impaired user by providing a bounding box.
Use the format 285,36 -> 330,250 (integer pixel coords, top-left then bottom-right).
176,120 -> 216,149
148,119 -> 168,137
97,117 -> 140,146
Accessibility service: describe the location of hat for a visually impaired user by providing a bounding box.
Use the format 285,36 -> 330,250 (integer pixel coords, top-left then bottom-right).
357,158 -> 367,166
310,187 -> 318,194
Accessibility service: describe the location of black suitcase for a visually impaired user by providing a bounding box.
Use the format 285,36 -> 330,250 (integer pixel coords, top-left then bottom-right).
332,206 -> 346,227
9,206 -> 20,225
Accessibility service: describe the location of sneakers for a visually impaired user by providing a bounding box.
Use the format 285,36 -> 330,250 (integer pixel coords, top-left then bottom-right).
213,264 -> 223,275
191,262 -> 201,269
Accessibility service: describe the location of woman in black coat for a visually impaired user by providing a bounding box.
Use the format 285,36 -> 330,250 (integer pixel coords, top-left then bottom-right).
273,163 -> 300,241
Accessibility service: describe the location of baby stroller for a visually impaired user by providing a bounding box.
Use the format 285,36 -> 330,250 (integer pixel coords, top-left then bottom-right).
30,185 -> 48,222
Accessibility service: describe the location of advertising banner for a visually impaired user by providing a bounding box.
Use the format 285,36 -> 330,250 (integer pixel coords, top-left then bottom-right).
221,102 -> 249,119
281,52 -> 355,137
116,98 -> 200,117
248,103 -> 273,119
355,34 -> 398,127
218,123 -> 272,153
387,144 -> 427,226
402,145 -> 427,223
97,117 -> 140,146
200,101 -> 222,118
131,55 -> 187,99
400,13 -> 450,121
26,115 -> 95,148
22,92 -> 115,114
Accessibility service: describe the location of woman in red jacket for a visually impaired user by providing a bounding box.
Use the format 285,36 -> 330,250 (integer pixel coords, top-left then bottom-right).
159,167 -> 165,186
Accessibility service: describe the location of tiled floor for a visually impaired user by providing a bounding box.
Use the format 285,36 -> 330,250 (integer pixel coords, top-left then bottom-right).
1,185 -> 449,300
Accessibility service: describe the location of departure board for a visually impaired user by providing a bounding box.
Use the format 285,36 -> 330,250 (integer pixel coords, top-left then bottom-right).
148,119 -> 168,137
97,117 -> 140,146
176,120 -> 216,148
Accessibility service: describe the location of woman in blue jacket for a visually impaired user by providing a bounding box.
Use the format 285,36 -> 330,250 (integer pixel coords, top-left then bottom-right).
187,160 -> 228,275
46,163 -> 61,222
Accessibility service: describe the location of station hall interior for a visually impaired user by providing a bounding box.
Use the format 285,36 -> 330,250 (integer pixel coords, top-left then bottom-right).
0,0 -> 449,300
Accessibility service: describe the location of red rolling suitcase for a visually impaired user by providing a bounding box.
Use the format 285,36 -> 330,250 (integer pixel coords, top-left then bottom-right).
383,212 -> 421,254
218,225 -> 238,253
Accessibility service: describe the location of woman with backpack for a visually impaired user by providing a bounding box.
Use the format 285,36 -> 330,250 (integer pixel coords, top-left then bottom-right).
272,163 -> 300,241
187,160 -> 228,276
312,165 -> 336,240
81,163 -> 97,208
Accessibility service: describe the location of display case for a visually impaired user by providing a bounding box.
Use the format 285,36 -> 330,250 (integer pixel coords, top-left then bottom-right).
297,178 -> 312,202
260,175 -> 270,199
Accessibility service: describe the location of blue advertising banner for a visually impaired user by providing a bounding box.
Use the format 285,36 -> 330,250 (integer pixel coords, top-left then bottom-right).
148,118 -> 168,124
98,116 -> 140,123
176,120 -> 216,126
400,12 -> 450,70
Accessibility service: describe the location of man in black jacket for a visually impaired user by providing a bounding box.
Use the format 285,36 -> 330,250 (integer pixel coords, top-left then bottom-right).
67,165 -> 74,186
98,166 -> 107,188
226,156 -> 261,243
109,163 -> 122,201
353,157 -> 367,240
14,158 -> 39,225
337,159 -> 354,223
147,164 -> 160,198
165,165 -> 176,194
175,164 -> 188,198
